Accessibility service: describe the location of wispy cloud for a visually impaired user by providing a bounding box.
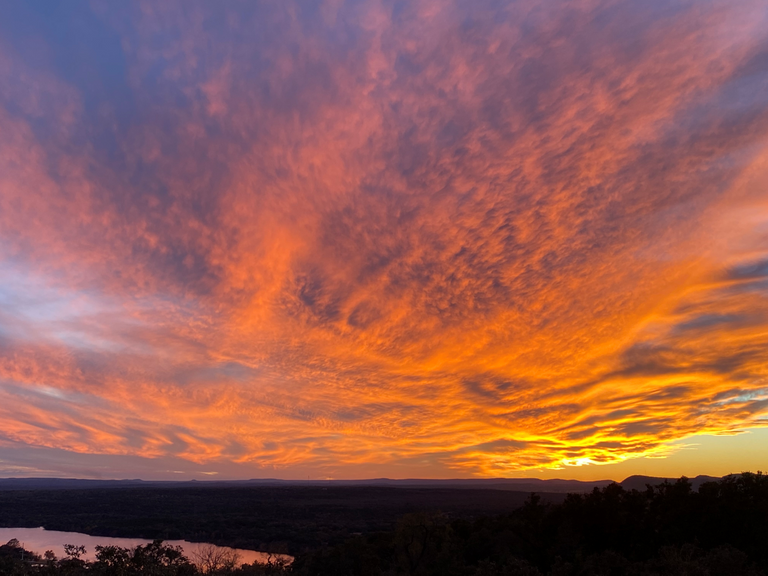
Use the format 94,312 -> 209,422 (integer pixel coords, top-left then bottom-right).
0,0 -> 767,478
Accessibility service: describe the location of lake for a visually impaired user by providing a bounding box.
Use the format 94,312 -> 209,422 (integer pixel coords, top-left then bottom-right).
0,527 -> 291,566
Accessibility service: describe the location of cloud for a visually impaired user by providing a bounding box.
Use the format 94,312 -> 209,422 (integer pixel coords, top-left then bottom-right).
0,0 -> 767,478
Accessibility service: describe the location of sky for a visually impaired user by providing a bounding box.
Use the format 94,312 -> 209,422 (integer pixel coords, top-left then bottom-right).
0,0 -> 767,481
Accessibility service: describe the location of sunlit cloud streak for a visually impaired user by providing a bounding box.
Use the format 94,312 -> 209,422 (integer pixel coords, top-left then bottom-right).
0,0 -> 768,478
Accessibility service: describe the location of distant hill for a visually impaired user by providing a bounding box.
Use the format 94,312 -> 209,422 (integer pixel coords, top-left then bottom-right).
0,476 -> 614,492
285,478 -> 616,493
0,478 -> 150,490
619,474 -> 722,491
0,475 -> 725,493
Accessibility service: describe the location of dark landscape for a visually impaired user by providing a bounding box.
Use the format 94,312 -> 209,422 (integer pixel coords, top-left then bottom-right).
1,473 -> 767,575
2,0 -> 768,574
0,474 -> 719,553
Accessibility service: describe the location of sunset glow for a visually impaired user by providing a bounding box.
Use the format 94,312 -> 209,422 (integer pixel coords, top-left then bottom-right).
1,0 -> 767,480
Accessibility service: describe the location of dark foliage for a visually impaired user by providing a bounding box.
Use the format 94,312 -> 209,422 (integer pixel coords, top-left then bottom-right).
290,472 -> 768,575
0,539 -> 290,576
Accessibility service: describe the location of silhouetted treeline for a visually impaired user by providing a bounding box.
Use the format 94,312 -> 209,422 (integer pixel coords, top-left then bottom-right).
291,472 -> 768,575
0,539 -> 289,575
1,473 -> 766,575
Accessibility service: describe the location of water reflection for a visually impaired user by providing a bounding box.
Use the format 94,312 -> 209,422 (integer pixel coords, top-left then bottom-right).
0,527 -> 291,566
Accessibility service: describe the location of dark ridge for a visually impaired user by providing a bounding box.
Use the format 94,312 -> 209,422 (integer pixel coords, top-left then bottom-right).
0,477 -> 615,493
619,474 -> 724,491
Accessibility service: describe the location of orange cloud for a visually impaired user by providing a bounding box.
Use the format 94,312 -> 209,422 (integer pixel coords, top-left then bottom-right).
0,0 -> 767,479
